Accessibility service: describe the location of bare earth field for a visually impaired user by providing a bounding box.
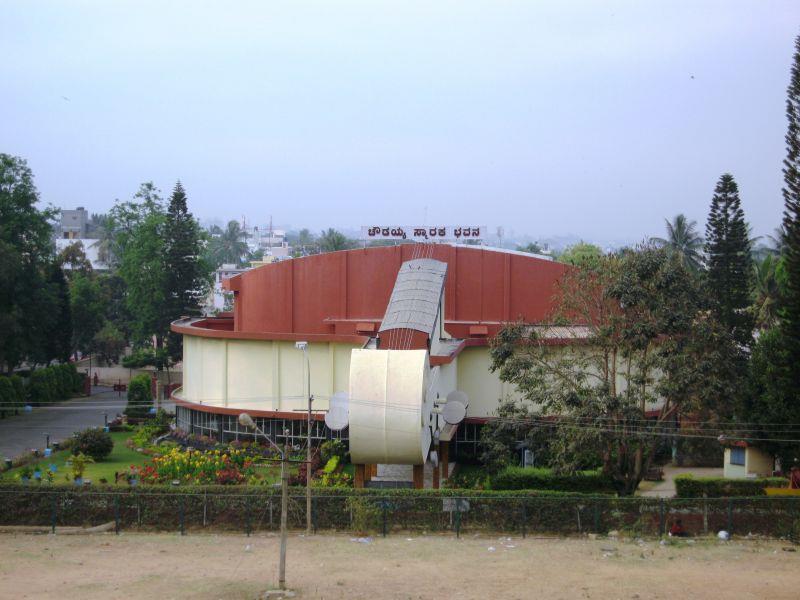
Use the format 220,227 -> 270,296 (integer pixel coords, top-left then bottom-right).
0,532 -> 798,600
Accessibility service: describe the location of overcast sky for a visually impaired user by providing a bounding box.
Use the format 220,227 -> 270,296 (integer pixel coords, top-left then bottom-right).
2,1 -> 798,242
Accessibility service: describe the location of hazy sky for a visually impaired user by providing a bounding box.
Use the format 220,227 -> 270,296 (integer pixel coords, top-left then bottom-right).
2,1 -> 799,242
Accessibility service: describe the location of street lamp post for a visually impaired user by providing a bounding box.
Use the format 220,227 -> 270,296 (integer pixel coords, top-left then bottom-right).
238,412 -> 289,591
295,341 -> 312,536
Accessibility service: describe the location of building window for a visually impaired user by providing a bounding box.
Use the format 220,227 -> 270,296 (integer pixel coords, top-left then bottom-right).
730,447 -> 745,466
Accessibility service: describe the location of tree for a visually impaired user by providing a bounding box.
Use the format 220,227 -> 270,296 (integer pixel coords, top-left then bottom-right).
751,255 -> 782,330
705,173 -> 753,348
781,34 -> 800,372
651,214 -> 704,271
109,183 -> 167,346
57,241 -> 94,276
557,242 -> 603,267
92,321 -> 126,366
69,273 -> 104,357
45,264 -> 72,363
489,246 -> 737,495
205,220 -> 249,266
318,228 -> 356,253
163,181 -> 210,363
0,154 -> 59,371
516,242 -> 544,254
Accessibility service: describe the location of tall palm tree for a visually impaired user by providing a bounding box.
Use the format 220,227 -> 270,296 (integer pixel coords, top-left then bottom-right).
207,220 -> 249,266
318,228 -> 355,253
751,254 -> 781,330
651,214 -> 704,271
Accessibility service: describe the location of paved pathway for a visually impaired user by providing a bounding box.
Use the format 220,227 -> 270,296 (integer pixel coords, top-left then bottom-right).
0,387 -> 128,461
638,465 -> 724,497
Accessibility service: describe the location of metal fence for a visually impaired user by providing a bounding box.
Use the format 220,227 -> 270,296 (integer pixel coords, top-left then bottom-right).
2,488 -> 799,540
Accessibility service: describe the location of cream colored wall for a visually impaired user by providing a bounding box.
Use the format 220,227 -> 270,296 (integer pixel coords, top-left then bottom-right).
455,347 -> 524,417
745,447 -> 774,477
723,448 -> 747,479
182,335 -> 357,412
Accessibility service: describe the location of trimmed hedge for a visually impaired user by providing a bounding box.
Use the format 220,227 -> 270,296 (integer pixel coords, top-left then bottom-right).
0,484 -> 798,538
675,475 -> 789,498
72,428 -> 114,461
26,364 -> 83,405
489,466 -> 616,494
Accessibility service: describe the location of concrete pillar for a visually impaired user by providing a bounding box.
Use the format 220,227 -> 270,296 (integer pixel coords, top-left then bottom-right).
354,464 -> 366,488
364,464 -> 373,483
440,441 -> 450,479
413,464 -> 424,489
432,462 -> 440,489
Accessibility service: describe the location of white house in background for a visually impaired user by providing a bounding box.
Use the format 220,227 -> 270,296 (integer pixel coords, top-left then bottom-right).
723,442 -> 775,479
207,263 -> 249,313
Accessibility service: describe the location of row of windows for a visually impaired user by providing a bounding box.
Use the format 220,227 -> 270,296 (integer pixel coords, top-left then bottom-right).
176,406 -> 348,447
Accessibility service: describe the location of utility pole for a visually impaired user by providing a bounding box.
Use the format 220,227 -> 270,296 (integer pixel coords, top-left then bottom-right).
238,414 -> 290,591
279,432 -> 289,590
295,341 -> 313,536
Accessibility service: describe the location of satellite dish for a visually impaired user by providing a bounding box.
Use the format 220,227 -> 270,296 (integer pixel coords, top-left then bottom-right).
325,391 -> 349,431
446,390 -> 468,407
441,400 -> 467,425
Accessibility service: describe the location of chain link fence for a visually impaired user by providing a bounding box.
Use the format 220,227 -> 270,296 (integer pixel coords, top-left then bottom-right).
2,487 -> 799,540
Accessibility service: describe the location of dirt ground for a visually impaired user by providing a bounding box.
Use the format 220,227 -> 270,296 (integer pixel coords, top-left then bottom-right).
0,532 -> 798,600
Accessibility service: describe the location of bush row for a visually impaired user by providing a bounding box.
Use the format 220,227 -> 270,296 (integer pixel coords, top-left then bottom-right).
27,363 -> 83,405
0,484 -> 798,538
0,375 -> 25,418
489,466 -> 617,494
674,475 -> 789,498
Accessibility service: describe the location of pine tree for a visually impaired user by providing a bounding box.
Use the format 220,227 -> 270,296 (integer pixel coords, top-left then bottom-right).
782,34 -> 800,366
163,182 -> 208,363
705,173 -> 753,348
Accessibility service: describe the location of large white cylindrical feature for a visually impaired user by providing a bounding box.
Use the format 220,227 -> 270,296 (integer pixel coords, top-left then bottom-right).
348,349 -> 431,465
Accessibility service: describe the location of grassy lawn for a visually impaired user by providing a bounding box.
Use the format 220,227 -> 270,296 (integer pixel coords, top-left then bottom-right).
2,432 -> 148,485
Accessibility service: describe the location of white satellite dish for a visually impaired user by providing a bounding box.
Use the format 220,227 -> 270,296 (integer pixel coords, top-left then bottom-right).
325,391 -> 349,431
441,400 -> 467,425
446,390 -> 468,407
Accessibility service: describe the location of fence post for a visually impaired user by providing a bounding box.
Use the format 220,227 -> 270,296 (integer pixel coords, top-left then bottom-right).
179,496 -> 185,536
702,493 -> 708,535
658,498 -> 665,537
521,501 -> 527,539
312,496 -> 317,534
382,500 -> 387,538
727,498 -> 733,536
455,508 -> 461,539
246,498 -> 252,537
593,503 -> 600,533
203,492 -> 207,528
51,494 -> 57,534
114,495 -> 120,535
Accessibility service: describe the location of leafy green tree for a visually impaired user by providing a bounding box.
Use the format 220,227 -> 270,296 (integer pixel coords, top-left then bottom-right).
318,228 -> 356,253
45,264 -> 72,363
490,247 -> 737,495
705,173 -> 753,348
97,273 -> 132,340
556,242 -> 603,267
751,255 -> 783,330
109,184 -> 167,346
205,220 -> 249,266
163,181 -> 210,363
92,321 -> 126,366
0,154 -> 59,371
651,214 -> 704,271
69,273 -> 105,357
56,241 -> 93,276
516,242 -> 544,254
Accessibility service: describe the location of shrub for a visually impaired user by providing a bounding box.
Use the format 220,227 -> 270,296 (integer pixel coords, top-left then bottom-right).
72,428 -> 114,460
489,466 -> 616,494
674,475 -> 789,497
0,377 -> 14,418
27,369 -> 52,405
125,374 -> 153,418
320,439 -> 348,464
9,375 -> 25,408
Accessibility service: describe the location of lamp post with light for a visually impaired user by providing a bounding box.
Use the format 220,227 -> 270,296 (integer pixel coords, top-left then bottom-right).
237,413 -> 289,591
